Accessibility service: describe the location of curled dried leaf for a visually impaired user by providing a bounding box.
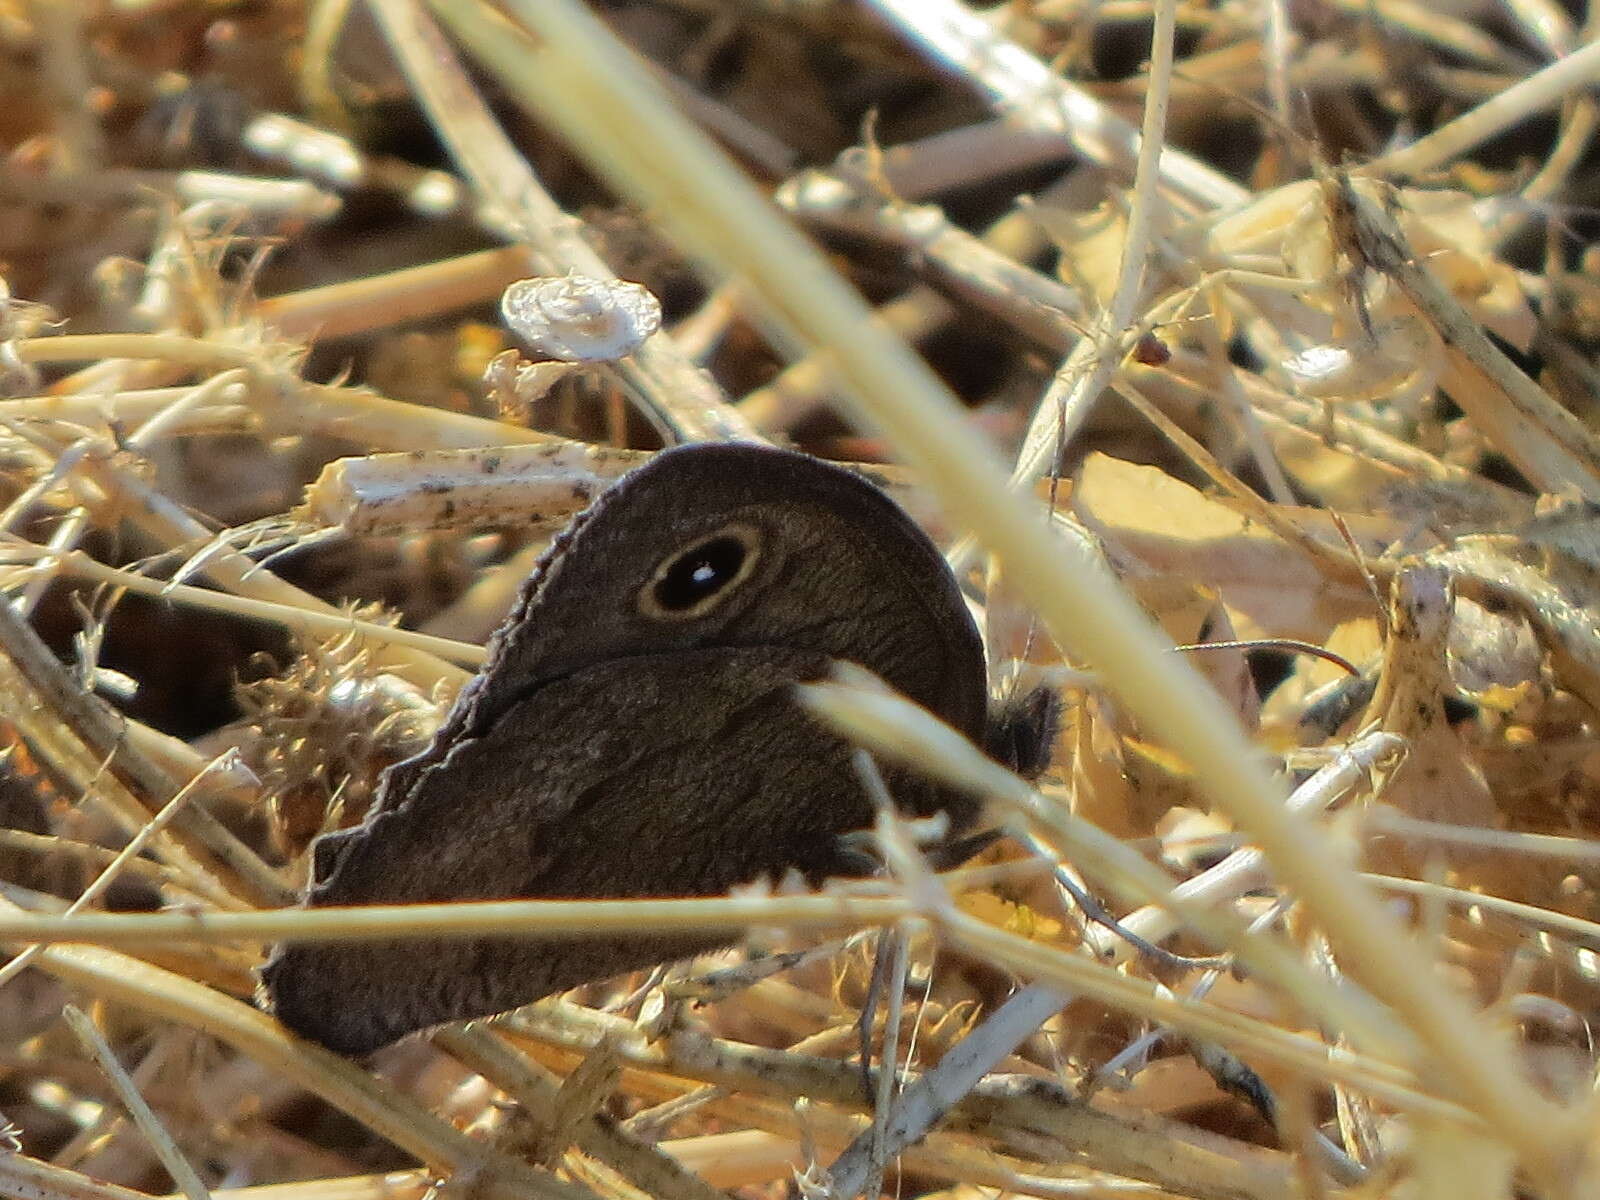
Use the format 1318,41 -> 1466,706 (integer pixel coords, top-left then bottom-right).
502,274 -> 662,362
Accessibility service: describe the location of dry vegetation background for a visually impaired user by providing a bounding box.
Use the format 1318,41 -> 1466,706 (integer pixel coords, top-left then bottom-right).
2,0 -> 1600,1197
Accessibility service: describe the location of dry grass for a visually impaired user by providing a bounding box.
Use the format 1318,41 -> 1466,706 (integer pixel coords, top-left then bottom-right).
2,1 -> 1600,1198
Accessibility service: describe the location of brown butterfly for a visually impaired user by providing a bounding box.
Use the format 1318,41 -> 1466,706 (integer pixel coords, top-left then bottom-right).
262,443 -> 1050,1054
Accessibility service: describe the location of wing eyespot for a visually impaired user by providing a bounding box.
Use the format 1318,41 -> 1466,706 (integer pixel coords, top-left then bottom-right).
639,523 -> 761,619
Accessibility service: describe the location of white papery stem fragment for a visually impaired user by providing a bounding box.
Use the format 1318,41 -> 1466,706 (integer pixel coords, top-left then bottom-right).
300,442 -> 650,536
301,441 -> 936,538
172,172 -> 341,222
242,112 -> 366,188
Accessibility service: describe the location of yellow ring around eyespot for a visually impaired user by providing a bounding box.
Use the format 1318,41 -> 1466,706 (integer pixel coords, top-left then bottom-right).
636,521 -> 763,620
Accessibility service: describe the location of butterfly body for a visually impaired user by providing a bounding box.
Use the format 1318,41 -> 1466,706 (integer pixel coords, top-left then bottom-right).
262,443 -> 992,1055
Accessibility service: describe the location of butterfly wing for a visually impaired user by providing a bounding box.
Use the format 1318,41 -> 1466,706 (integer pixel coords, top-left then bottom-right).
264,444 -> 993,1054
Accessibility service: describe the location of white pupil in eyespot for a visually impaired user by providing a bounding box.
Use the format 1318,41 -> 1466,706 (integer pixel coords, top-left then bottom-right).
652,534 -> 748,611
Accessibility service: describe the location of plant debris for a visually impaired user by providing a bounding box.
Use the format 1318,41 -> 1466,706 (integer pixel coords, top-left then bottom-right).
2,2 -> 1600,1199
